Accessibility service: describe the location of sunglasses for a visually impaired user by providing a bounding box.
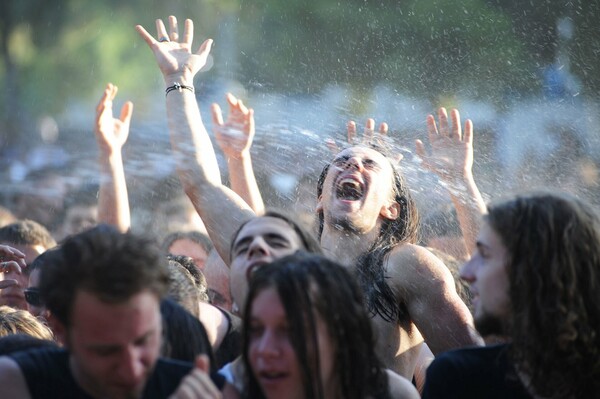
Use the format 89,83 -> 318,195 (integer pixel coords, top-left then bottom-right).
24,288 -> 43,307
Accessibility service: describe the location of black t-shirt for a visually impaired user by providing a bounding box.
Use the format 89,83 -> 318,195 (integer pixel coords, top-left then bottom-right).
422,344 -> 531,399
213,307 -> 242,369
10,347 -> 225,398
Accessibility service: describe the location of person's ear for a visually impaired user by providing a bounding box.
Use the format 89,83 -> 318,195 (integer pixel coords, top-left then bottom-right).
316,195 -> 323,213
380,201 -> 400,220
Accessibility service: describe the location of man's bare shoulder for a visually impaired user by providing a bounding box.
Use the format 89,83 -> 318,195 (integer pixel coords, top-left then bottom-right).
387,243 -> 448,273
386,243 -> 455,290
0,356 -> 31,398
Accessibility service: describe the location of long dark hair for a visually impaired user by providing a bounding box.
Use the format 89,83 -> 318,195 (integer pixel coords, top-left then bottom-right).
316,146 -> 419,322
486,193 -> 600,398
242,252 -> 390,399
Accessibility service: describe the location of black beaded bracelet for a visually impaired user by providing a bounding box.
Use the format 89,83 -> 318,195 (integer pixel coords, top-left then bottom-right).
165,82 -> 195,96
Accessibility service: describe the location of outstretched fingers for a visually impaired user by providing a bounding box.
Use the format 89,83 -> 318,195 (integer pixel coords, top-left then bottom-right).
119,101 -> 134,125
195,38 -> 213,63
169,15 -> 179,42
379,122 -> 389,135
182,19 -> 193,46
211,103 -> 224,127
347,121 -> 357,144
135,24 -> 157,47
364,118 -> 375,142
450,108 -> 462,140
464,119 -> 473,145
437,107 -> 449,137
155,18 -> 169,42
426,114 -> 438,144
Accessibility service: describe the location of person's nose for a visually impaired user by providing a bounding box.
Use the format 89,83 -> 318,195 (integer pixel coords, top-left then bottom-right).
344,156 -> 364,172
247,238 -> 269,259
116,347 -> 146,384
257,329 -> 280,358
459,258 -> 476,284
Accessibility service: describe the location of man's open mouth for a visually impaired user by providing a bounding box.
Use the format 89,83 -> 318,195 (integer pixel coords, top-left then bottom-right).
335,177 -> 364,200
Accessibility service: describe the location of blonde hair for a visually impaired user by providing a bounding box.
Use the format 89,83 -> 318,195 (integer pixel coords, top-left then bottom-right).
0,306 -> 53,340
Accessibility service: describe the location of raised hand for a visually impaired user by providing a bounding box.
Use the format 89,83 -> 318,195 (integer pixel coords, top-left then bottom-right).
326,118 -> 390,154
416,107 -> 486,256
0,244 -> 26,277
95,83 -> 132,155
136,16 -> 213,83
212,93 -> 255,159
415,108 -> 473,183
169,355 -> 224,399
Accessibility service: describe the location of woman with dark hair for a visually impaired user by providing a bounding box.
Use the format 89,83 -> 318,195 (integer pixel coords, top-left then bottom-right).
242,251 -> 418,399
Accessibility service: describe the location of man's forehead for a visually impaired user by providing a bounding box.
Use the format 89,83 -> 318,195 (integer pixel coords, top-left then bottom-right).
236,217 -> 299,243
333,145 -> 388,161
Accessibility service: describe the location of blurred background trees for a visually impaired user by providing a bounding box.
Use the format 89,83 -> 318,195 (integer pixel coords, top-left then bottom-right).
0,0 -> 597,151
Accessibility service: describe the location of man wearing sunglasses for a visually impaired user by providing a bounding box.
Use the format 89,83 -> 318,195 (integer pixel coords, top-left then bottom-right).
0,220 -> 56,310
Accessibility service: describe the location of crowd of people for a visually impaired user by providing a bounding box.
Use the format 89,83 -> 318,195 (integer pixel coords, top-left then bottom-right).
0,15 -> 598,398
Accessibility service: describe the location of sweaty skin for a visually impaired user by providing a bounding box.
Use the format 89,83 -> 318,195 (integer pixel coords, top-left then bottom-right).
318,146 -> 481,378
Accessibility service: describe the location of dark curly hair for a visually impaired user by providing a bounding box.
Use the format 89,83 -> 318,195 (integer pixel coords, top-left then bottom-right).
316,145 -> 419,322
486,193 -> 600,398
242,251 -> 390,399
39,224 -> 169,327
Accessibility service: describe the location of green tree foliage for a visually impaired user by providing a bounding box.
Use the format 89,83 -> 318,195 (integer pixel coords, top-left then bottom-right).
0,0 -> 595,147
236,0 -> 531,103
0,0 -> 231,146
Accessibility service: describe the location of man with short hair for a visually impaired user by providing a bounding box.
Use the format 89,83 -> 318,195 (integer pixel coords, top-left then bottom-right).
0,225 -> 227,398
0,220 -> 56,310
422,193 -> 600,398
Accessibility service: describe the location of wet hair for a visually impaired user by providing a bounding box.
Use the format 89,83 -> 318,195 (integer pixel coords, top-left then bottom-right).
316,145 -> 419,322
166,260 -> 204,317
0,334 -> 58,356
0,219 -> 56,250
167,254 -> 209,304
486,193 -> 600,398
229,210 -> 322,263
160,299 -> 215,372
39,224 -> 169,327
162,230 -> 214,255
0,306 -> 54,340
242,251 -> 390,399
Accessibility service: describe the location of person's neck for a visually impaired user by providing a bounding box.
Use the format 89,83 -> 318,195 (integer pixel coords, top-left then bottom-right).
320,222 -> 381,267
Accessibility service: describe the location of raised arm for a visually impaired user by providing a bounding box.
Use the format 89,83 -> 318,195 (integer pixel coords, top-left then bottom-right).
94,83 -> 132,232
212,93 -> 265,215
415,108 -> 486,255
392,245 -> 483,354
136,16 -> 254,262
